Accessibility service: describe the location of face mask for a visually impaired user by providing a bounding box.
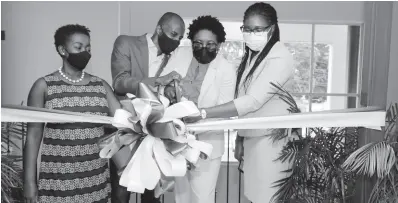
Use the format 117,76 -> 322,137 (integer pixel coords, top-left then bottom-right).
66,51 -> 91,70
158,31 -> 180,54
243,31 -> 268,52
193,47 -> 218,64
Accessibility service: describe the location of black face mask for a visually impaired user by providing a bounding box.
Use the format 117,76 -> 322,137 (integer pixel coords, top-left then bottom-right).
66,51 -> 91,70
158,31 -> 180,54
193,47 -> 218,64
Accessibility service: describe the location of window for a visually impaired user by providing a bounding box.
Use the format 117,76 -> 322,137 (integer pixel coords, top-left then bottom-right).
181,19 -> 362,162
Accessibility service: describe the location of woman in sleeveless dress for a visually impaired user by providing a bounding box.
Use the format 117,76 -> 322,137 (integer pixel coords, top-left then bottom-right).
23,24 -> 121,203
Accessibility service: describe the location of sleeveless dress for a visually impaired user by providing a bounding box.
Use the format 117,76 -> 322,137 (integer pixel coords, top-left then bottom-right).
38,73 -> 111,203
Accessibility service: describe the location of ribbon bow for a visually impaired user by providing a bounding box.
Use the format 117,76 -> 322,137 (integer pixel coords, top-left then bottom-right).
98,83 -> 213,197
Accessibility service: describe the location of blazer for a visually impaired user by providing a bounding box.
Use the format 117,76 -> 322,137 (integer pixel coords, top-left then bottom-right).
111,34 -> 150,96
234,41 -> 295,203
168,46 -> 237,159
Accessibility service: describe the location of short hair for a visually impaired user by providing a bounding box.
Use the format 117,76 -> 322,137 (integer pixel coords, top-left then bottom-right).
187,15 -> 226,43
157,12 -> 184,26
54,24 -> 91,55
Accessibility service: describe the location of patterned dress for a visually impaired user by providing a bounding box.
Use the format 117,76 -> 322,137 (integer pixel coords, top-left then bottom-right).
38,73 -> 111,203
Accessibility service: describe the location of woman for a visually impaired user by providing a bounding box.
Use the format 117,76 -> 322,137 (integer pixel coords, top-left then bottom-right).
164,16 -> 236,203
185,3 -> 294,203
23,24 -> 121,203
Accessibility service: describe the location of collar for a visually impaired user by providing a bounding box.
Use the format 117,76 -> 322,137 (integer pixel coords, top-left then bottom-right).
146,33 -> 156,48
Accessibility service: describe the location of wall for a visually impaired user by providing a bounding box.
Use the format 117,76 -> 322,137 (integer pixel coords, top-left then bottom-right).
387,2 -> 398,105
122,1 -> 364,35
1,1 -> 120,105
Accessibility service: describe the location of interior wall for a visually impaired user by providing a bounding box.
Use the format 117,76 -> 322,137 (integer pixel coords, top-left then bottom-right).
387,2 -> 398,105
1,1 -> 119,105
122,1 -> 365,36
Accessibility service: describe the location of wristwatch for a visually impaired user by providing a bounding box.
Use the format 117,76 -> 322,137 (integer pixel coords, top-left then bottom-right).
200,109 -> 207,119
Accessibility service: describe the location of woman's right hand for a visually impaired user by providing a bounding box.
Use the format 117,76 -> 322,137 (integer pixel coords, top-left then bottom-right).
234,137 -> 244,161
24,181 -> 38,203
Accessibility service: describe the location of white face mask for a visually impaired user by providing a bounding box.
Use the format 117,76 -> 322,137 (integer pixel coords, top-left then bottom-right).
243,31 -> 268,52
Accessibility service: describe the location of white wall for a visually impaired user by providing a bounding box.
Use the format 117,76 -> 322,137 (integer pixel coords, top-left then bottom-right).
387,2 -> 398,105
123,1 -> 364,35
1,1 -> 119,105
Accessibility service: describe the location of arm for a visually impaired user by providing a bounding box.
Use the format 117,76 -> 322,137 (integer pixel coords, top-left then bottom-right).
205,63 -> 239,118
111,36 -> 181,95
206,57 -> 293,118
101,79 -> 122,117
24,78 -> 46,201
111,35 -> 155,95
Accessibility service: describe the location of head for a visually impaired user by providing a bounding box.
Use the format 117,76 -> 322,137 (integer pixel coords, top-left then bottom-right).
188,15 -> 226,64
235,2 -> 280,97
154,12 -> 185,54
54,24 -> 91,71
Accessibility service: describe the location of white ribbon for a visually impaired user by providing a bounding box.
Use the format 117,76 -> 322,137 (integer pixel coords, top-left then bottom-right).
0,105 -> 386,194
109,94 -> 213,193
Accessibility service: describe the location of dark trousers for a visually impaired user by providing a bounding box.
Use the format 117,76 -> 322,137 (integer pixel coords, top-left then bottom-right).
110,159 -> 160,203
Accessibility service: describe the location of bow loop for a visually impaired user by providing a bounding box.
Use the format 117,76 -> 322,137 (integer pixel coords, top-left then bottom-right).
98,83 -> 213,196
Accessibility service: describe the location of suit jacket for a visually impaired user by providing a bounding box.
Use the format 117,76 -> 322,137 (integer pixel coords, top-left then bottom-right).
234,42 -> 295,203
111,34 -> 150,96
168,46 -> 237,159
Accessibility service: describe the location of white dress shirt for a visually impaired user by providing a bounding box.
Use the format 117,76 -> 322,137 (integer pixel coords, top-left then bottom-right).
146,33 -> 177,77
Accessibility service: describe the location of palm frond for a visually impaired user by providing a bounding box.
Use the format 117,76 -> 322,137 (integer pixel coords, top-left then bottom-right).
343,142 -> 396,178
267,82 -> 303,143
1,121 -> 25,203
275,143 -> 299,163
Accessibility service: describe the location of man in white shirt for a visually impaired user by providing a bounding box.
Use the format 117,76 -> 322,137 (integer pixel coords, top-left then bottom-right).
110,12 -> 185,203
111,12 -> 185,97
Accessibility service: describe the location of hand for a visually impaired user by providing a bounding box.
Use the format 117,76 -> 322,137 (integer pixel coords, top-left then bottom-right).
164,85 -> 177,104
155,71 -> 182,86
234,138 -> 244,161
24,181 -> 38,203
183,115 -> 202,123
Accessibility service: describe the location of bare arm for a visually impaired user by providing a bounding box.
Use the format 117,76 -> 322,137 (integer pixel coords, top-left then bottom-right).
24,78 -> 46,185
111,35 -> 156,95
102,79 -> 122,117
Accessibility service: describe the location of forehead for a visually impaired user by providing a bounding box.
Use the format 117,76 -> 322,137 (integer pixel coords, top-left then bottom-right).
164,19 -> 185,35
66,33 -> 90,45
244,15 -> 270,28
193,29 -> 217,42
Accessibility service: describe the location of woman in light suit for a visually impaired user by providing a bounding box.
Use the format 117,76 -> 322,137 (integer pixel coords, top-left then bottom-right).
185,3 -> 294,203
164,16 -> 236,203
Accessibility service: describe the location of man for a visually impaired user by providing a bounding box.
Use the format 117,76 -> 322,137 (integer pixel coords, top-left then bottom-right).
110,12 -> 185,203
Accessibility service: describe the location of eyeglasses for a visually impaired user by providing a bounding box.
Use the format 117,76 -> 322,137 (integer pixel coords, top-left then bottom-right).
240,25 -> 272,36
192,41 -> 218,51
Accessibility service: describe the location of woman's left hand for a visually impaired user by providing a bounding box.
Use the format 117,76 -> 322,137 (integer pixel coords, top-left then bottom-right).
183,115 -> 202,123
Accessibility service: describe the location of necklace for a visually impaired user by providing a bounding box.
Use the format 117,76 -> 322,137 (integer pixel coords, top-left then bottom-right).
58,67 -> 85,83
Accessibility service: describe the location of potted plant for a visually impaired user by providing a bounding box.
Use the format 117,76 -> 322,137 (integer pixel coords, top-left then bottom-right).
268,83 -> 358,203
1,121 -> 25,203
342,103 -> 398,203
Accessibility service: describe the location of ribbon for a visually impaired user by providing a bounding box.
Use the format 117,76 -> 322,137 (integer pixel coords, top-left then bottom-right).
97,83 -> 213,196
1,94 -> 387,196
